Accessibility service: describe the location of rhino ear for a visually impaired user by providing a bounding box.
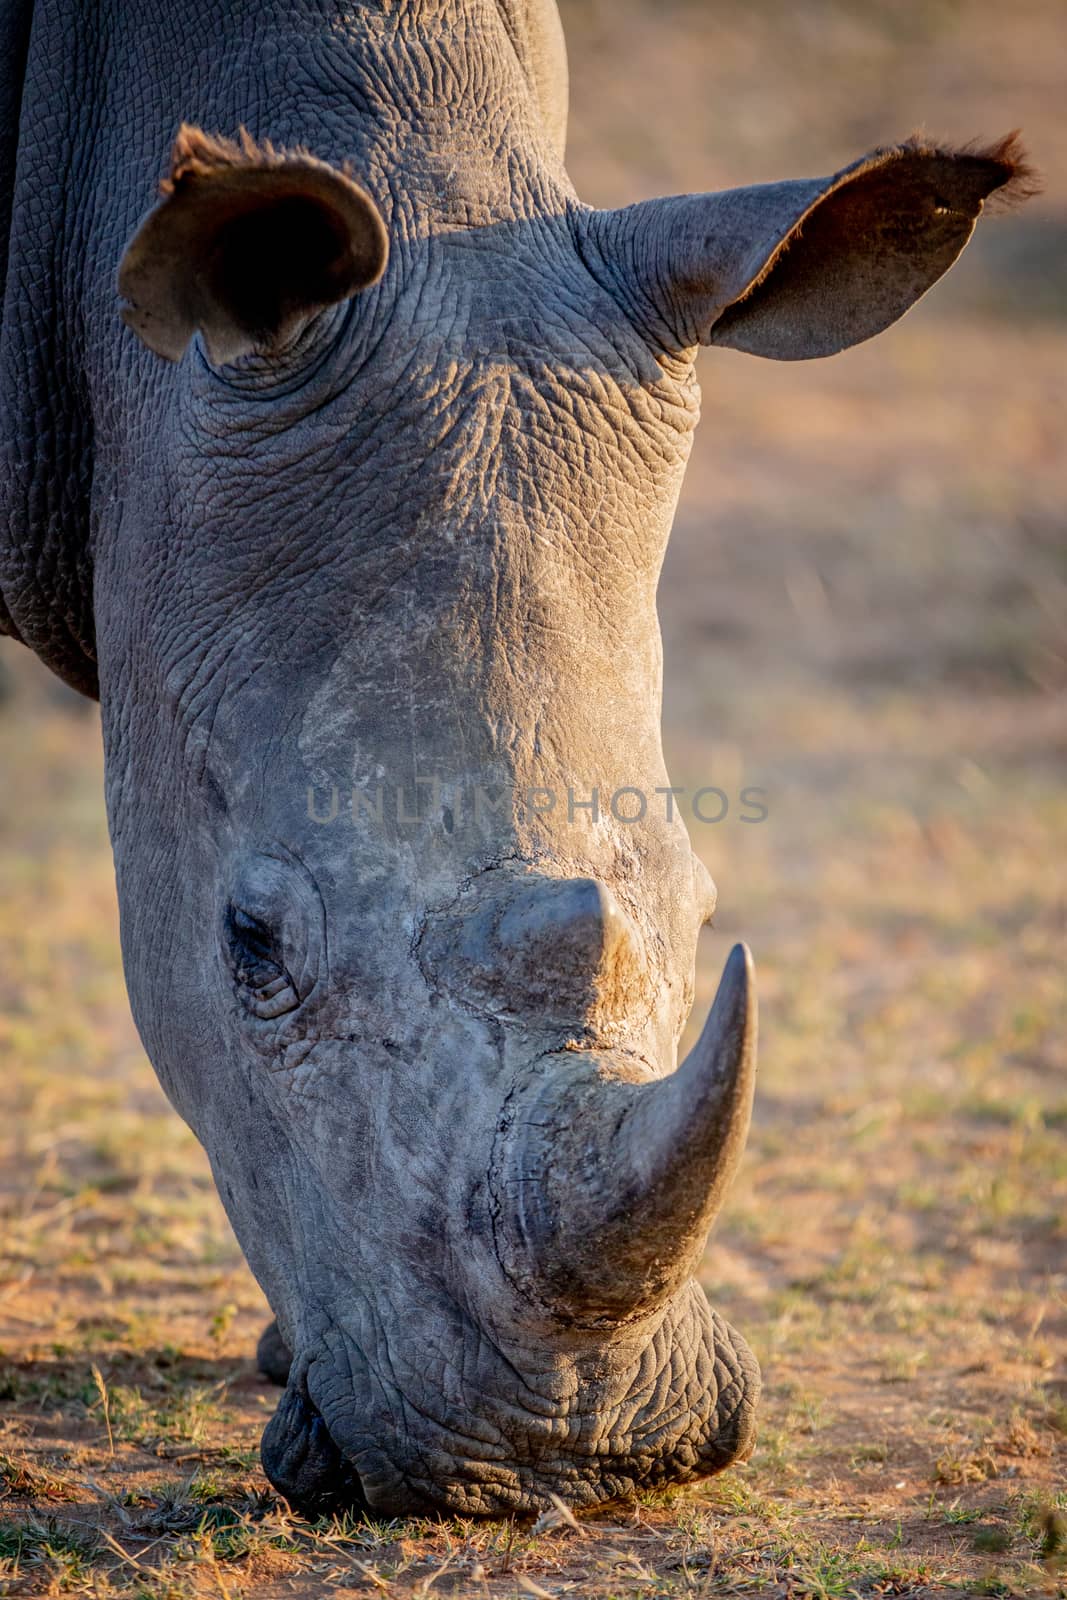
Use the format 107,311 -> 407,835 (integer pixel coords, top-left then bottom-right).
594,134 -> 1035,360
119,125 -> 388,364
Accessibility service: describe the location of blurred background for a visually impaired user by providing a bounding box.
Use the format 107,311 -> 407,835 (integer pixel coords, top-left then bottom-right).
0,0 -> 1063,1589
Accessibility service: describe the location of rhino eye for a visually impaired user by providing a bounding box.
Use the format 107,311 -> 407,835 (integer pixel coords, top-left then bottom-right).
225,905 -> 300,1020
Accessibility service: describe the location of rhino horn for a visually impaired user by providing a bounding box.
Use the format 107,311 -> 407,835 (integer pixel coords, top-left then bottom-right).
498,943 -> 757,1327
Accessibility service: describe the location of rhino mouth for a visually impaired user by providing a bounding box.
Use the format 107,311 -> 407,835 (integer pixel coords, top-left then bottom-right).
260,1290 -> 760,1519
260,1381 -> 370,1519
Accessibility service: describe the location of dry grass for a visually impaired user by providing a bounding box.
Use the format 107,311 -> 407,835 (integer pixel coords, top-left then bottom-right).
1,0 -> 1065,1594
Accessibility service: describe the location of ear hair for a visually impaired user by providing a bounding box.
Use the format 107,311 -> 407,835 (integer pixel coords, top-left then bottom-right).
161,123 -> 362,199
901,129 -> 1041,212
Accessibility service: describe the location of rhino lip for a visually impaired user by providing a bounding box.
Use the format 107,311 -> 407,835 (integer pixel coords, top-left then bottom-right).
260,1378 -> 368,1518
259,1294 -> 761,1519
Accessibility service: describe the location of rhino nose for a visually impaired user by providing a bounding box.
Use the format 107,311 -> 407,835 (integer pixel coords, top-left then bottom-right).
417,871 -> 652,1030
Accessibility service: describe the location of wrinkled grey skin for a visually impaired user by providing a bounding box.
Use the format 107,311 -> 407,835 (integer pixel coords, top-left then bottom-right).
0,0 -> 1023,1516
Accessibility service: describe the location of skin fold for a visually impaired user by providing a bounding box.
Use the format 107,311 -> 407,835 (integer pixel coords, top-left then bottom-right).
0,0 -> 1029,1516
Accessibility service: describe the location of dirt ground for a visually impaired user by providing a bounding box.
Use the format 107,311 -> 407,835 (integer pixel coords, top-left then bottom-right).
1,1 -> 1064,1595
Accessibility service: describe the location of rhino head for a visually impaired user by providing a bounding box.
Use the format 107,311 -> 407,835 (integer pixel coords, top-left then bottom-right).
0,1 -> 1029,1519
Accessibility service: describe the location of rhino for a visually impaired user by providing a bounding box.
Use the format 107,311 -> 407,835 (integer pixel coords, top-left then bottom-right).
0,0 -> 1029,1518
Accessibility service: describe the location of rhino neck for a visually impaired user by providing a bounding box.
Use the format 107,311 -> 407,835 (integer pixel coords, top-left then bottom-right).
351,0 -> 570,156
2,0 -> 572,697
182,0 -> 573,229
268,1 -> 573,228
492,0 -> 569,158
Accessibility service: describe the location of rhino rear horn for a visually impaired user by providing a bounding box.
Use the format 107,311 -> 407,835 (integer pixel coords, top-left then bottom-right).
119,125 -> 388,364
